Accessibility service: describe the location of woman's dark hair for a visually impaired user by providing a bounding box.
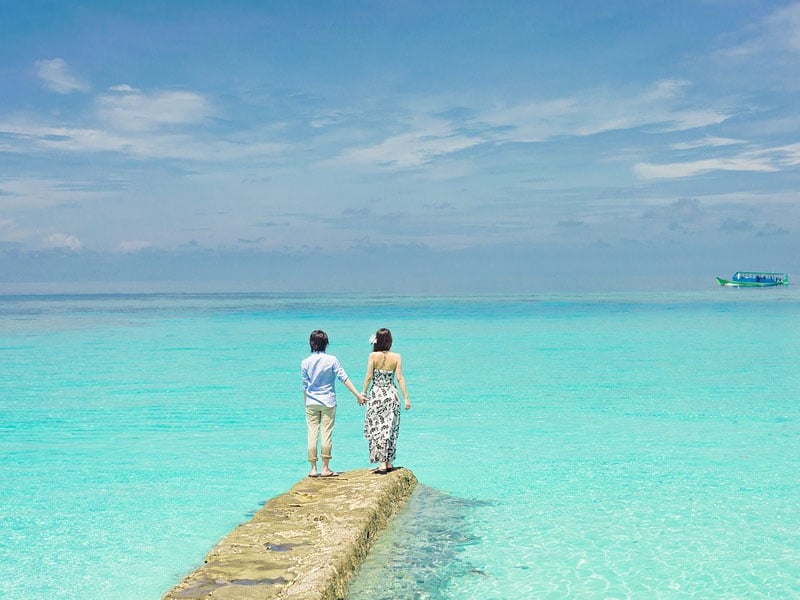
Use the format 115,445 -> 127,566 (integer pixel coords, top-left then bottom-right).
373,328 -> 392,352
309,330 -> 329,352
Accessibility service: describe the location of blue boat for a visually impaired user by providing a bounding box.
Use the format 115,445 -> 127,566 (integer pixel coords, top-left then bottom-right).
716,271 -> 789,287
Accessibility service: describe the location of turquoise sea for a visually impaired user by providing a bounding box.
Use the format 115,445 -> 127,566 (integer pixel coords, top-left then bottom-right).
1,290 -> 799,599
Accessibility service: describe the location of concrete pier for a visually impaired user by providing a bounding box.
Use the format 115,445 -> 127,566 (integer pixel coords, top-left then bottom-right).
163,468 -> 417,600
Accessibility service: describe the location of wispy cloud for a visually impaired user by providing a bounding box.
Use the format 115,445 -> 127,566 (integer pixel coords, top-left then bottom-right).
0,117 -> 284,162
43,232 -> 83,251
0,217 -> 23,241
15,58 -> 735,176
332,118 -> 480,168
717,1 -> 800,59
671,136 -> 744,150
635,140 -> 800,179
760,1 -> 800,53
118,240 -> 152,253
634,155 -> 776,179
771,142 -> 800,166
332,79 -> 730,171
96,85 -> 213,131
1,67 -> 290,162
483,79 -> 728,142
0,177 -> 105,209
35,58 -> 90,94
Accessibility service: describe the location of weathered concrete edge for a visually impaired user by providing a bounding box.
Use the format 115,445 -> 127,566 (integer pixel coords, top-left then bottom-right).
292,469 -> 418,600
163,468 -> 418,600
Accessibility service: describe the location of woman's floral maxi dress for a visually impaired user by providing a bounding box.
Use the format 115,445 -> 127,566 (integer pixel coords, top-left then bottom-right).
364,368 -> 401,464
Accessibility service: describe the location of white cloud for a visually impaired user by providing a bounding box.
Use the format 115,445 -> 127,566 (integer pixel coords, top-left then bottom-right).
483,79 -> 728,143
332,79 -> 730,170
482,97 -> 579,142
0,118 -> 284,162
718,1 -> 800,59
763,1 -> 800,53
635,141 -> 800,180
671,137 -> 744,150
0,217 -> 29,244
34,58 -> 90,94
43,232 -> 83,251
771,142 -> 800,166
0,176 -> 105,209
118,240 -> 152,252
96,86 -> 213,131
332,119 -> 481,168
655,109 -> 730,132
634,156 -> 777,179
639,79 -> 690,101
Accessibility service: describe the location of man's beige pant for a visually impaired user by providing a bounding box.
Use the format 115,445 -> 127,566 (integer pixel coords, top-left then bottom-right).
305,404 -> 336,463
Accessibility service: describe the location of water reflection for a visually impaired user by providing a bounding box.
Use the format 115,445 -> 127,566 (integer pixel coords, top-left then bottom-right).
346,484 -> 486,600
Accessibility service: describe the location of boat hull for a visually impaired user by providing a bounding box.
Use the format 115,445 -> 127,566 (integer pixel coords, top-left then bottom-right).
716,277 -> 788,287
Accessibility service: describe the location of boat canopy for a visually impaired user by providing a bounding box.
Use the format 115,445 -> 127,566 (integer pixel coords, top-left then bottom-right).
732,271 -> 788,283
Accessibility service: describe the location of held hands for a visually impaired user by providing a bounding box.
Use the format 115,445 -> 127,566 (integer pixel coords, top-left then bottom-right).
355,389 -> 408,409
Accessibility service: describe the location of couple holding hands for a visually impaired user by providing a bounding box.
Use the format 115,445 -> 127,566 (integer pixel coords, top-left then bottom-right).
301,328 -> 411,478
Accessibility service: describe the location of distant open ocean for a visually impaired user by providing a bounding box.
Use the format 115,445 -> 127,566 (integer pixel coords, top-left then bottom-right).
2,290 -> 799,599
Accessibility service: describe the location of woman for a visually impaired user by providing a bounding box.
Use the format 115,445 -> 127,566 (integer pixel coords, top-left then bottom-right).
361,328 -> 411,474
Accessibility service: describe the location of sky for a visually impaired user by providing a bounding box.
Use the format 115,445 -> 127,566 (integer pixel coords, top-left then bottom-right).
1,0 -> 798,293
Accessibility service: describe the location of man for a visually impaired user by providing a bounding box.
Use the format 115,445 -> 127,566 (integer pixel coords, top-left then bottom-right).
301,330 -> 365,477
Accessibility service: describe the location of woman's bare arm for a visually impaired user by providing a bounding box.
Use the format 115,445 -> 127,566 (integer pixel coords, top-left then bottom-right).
361,354 -> 375,397
395,355 -> 410,410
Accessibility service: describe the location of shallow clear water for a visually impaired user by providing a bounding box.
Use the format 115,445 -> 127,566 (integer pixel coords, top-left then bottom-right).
1,291 -> 799,598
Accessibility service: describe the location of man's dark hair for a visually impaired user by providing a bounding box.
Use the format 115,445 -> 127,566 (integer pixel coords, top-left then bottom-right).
309,330 -> 329,352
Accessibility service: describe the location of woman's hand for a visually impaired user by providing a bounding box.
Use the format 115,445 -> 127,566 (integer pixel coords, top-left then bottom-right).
404,399 -> 411,410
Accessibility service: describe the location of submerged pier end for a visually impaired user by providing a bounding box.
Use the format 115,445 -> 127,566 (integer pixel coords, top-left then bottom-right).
163,468 -> 417,600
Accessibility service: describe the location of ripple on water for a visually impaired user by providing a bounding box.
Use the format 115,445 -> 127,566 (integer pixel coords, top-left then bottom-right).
345,484 -> 487,600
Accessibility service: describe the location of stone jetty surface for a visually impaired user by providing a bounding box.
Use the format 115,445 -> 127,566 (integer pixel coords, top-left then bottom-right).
163,467 -> 417,600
